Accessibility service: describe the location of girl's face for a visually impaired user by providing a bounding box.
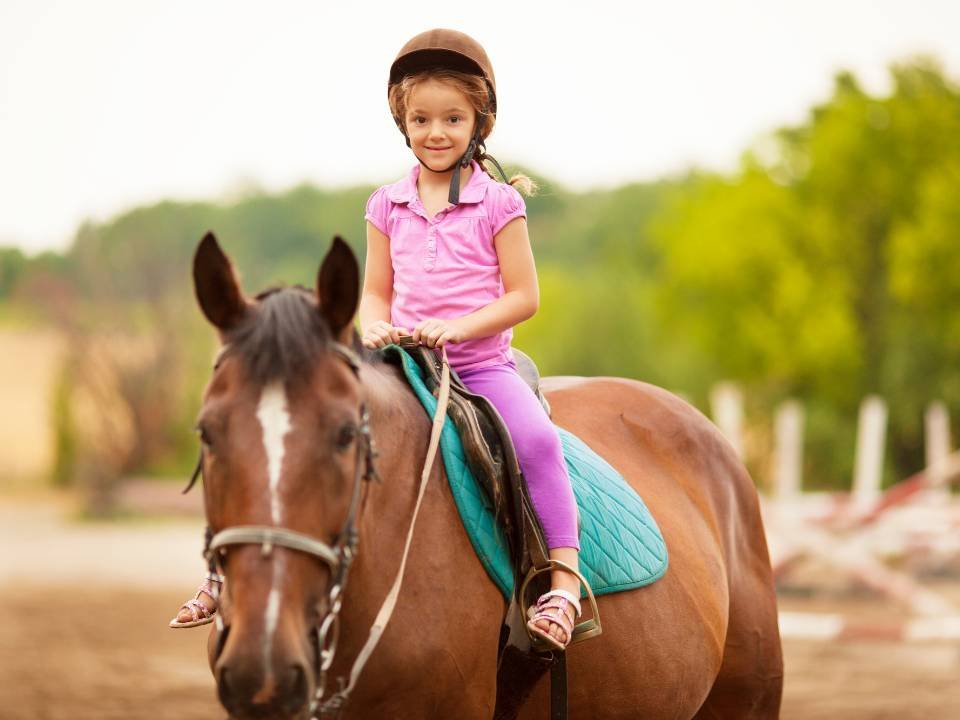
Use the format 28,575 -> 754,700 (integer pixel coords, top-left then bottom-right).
404,78 -> 477,173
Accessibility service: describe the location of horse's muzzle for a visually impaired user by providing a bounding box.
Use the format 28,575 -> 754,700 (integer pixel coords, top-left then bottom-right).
217,658 -> 311,720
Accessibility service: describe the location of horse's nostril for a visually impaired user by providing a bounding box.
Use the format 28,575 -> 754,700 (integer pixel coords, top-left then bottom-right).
218,667 -> 236,714
283,663 -> 310,715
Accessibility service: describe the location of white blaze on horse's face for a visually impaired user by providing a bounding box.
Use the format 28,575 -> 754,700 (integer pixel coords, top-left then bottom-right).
256,381 -> 292,674
256,381 -> 292,525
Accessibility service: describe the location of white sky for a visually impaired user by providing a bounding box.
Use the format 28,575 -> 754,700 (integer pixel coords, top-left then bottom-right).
2,0 -> 959,252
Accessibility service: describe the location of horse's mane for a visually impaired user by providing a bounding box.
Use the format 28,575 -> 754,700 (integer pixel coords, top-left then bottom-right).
226,285 -> 384,385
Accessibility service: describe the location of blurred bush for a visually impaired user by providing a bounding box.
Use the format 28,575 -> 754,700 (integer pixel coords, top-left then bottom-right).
3,58 -> 958,508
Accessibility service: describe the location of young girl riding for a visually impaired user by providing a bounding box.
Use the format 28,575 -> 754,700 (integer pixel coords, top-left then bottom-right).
171,27 -> 583,651
360,28 -> 582,650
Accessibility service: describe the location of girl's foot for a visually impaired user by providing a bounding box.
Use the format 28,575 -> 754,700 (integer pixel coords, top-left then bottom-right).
169,575 -> 223,628
528,547 -> 582,649
527,589 -> 580,650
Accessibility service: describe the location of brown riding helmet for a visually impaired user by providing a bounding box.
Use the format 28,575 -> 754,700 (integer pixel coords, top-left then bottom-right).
388,28 -> 497,128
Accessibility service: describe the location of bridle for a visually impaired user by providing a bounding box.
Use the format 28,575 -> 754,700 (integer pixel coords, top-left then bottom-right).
184,340 -> 451,720
186,341 -> 375,718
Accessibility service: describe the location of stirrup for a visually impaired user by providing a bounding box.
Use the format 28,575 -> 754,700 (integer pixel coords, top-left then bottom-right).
519,560 -> 602,650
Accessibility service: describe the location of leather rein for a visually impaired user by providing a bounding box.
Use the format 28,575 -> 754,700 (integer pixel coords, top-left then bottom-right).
184,341 -> 451,720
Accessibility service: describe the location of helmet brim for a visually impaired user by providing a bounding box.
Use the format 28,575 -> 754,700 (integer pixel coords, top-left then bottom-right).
388,49 -> 497,115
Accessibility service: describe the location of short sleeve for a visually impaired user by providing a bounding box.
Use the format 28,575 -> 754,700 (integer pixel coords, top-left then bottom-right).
488,182 -> 527,236
364,186 -> 390,235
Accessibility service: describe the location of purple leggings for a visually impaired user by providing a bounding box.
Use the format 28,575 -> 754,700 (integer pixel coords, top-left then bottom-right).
456,360 -> 580,551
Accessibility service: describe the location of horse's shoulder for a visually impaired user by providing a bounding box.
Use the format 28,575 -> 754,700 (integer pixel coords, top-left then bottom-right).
361,360 -> 430,426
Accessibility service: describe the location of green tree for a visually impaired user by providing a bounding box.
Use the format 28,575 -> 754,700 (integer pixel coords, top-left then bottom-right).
649,58 -> 960,485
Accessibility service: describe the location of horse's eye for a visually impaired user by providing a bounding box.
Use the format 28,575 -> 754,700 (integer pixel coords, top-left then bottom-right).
196,424 -> 213,447
335,424 -> 357,450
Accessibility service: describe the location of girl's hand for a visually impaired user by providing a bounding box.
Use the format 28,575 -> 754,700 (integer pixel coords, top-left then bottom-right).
412,318 -> 468,348
361,321 -> 410,349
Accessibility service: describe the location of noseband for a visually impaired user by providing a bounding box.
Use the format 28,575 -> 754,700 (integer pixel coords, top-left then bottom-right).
187,341 -> 379,719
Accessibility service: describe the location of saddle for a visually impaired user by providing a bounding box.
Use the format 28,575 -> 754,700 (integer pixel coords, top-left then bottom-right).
394,337 -> 553,582
385,339 -> 607,719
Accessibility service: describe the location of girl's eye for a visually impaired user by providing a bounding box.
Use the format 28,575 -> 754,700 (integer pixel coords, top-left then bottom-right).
449,116 -> 461,124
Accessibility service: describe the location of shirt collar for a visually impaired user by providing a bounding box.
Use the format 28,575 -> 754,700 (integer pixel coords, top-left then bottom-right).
386,160 -> 491,206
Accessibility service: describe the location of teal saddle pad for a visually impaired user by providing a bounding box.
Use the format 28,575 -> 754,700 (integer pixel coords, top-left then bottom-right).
385,346 -> 669,600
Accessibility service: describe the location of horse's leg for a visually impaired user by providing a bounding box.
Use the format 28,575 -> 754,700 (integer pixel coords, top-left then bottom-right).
692,570 -> 783,719
516,580 -> 727,720
332,402 -> 505,720
690,489 -> 783,720
691,436 -> 784,718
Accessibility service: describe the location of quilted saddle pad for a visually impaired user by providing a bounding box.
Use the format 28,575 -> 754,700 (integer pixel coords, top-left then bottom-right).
388,346 -> 669,600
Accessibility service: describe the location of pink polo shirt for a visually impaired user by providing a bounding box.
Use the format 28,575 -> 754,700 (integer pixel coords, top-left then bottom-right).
365,161 -> 527,371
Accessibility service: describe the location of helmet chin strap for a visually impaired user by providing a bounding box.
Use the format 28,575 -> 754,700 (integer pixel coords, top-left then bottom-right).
445,136 -> 478,205
406,115 -> 509,206
408,131 -> 479,206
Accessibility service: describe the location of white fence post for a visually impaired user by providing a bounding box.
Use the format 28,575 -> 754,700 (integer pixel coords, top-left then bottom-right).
924,401 -> 952,501
710,382 -> 744,459
852,395 -> 888,513
773,400 -> 804,502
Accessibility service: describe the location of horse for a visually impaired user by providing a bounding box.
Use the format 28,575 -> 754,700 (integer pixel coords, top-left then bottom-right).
190,232 -> 783,720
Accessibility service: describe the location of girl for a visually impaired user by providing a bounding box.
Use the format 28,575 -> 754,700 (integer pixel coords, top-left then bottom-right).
360,28 -> 582,650
170,27 -> 582,651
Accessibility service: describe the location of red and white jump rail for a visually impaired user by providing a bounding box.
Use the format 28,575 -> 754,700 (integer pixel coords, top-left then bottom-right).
778,611 -> 960,642
709,388 -> 960,637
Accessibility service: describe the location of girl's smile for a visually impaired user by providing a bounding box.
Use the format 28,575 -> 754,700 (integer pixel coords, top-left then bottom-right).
404,78 -> 476,173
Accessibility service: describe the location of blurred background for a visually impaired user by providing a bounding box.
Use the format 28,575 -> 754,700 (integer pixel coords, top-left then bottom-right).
2,1 -> 960,718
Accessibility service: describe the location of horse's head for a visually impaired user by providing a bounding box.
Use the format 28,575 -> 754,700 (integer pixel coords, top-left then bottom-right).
192,232 -> 370,719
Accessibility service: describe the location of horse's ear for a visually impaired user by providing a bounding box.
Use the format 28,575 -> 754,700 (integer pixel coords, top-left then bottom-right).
317,236 -> 359,344
193,232 -> 248,333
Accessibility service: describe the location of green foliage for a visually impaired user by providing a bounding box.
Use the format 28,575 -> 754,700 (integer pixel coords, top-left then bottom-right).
0,247 -> 26,299
50,362 -> 76,487
648,56 -> 960,485
7,56 -> 959,492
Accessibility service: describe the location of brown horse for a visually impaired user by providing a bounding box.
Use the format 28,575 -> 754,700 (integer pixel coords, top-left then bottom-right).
191,232 -> 783,720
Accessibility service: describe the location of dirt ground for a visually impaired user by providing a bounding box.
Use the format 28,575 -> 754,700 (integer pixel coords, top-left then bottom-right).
778,596 -> 960,719
0,585 -> 223,720
3,493 -> 960,719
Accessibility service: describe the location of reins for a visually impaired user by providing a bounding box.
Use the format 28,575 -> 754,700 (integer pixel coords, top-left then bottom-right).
317,345 -> 451,717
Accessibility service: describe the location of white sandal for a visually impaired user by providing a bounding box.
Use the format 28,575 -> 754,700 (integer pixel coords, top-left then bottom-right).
168,573 -> 224,629
526,589 -> 581,651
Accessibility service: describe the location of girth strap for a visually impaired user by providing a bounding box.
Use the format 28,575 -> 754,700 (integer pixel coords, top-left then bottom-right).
551,653 -> 568,720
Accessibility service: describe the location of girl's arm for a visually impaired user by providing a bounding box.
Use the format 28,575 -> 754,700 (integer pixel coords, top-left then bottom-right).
359,221 -> 407,346
413,217 -> 539,345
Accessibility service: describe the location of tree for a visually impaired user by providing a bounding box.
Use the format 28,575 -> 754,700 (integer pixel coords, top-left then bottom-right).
649,58 -> 960,485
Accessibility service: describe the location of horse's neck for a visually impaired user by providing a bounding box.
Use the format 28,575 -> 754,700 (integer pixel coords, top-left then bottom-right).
326,360 -> 504,707
352,360 -> 460,583
361,360 -> 436,500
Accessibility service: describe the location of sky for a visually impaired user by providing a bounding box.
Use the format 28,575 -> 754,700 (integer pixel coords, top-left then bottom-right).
2,0 -> 959,253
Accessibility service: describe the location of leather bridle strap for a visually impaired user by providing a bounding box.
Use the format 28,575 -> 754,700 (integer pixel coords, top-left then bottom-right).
317,347 -> 451,715
209,526 -> 340,568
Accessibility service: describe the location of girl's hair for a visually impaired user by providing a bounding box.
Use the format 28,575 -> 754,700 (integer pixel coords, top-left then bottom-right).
388,69 -> 538,196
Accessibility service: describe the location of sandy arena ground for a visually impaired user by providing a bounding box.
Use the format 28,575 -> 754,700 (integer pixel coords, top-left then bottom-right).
2,493 -> 959,719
